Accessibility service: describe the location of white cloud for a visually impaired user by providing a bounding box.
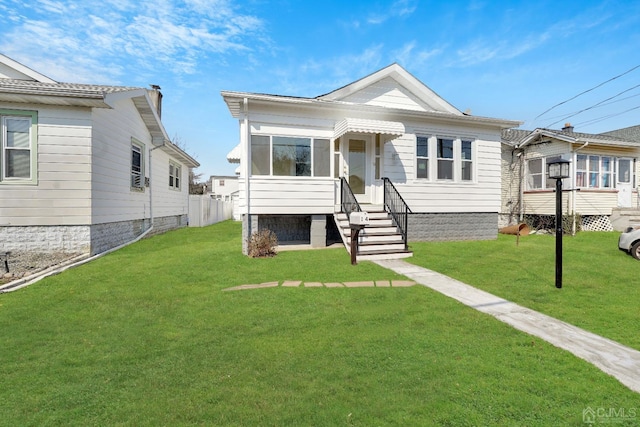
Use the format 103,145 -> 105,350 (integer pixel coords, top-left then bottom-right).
366,0 -> 417,24
0,0 -> 264,84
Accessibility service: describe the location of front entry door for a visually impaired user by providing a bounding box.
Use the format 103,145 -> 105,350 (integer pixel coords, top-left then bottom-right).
617,158 -> 633,207
347,138 -> 371,203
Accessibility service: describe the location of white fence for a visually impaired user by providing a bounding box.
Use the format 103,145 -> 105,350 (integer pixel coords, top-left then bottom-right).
189,195 -> 233,227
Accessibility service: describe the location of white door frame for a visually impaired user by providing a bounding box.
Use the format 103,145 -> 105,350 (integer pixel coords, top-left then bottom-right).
617,157 -> 633,208
345,135 -> 374,204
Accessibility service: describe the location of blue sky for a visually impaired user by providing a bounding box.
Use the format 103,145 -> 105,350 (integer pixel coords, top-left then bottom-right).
1,0 -> 639,178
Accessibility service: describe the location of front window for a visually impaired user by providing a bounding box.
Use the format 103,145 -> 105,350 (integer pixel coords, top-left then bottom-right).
461,140 -> 473,181
251,135 -> 331,177
416,136 -> 429,179
527,158 -> 544,189
437,138 -> 454,180
1,112 -> 37,184
576,154 -> 616,189
169,162 -> 181,190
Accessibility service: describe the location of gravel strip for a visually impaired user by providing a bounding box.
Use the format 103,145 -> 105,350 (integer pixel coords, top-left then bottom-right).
1,251 -> 84,284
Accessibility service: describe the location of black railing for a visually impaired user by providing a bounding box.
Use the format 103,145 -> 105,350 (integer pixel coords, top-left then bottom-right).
382,177 -> 411,250
340,177 -> 362,216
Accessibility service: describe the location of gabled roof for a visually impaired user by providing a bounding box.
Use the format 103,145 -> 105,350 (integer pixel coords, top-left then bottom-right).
502,127 -> 640,149
0,53 -> 56,83
221,64 -> 520,129
0,54 -> 199,168
600,125 -> 640,142
316,63 -> 461,115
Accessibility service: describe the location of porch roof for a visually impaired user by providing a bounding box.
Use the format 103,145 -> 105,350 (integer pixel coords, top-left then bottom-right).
334,117 -> 405,139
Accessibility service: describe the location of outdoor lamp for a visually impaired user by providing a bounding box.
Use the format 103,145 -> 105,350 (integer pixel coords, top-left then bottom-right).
547,158 -> 571,289
547,159 -> 570,180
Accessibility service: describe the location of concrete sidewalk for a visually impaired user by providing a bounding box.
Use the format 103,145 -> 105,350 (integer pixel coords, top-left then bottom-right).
374,259 -> 640,394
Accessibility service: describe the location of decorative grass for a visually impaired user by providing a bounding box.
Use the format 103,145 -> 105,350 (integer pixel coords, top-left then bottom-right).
0,222 -> 638,426
408,232 -> 640,352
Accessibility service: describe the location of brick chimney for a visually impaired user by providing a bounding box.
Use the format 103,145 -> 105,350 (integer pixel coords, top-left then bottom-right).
148,84 -> 163,119
562,122 -> 574,133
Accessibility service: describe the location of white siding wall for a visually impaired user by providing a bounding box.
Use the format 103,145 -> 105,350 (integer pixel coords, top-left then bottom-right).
385,124 -> 502,213
91,98 -> 152,224
150,148 -> 190,219
342,77 -> 427,111
237,102 -> 505,216
0,103 -> 93,226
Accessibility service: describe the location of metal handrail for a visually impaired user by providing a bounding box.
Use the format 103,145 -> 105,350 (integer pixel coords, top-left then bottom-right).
382,177 -> 411,250
340,177 -> 362,216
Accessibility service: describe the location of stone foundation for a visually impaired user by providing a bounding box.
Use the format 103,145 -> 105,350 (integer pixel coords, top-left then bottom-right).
408,212 -> 498,241
0,214 -> 188,256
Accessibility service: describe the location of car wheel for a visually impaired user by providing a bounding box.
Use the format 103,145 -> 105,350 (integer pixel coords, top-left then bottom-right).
631,241 -> 640,260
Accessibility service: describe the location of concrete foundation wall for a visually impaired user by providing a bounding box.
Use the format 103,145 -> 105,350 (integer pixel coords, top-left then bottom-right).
408,212 -> 498,241
0,214 -> 188,256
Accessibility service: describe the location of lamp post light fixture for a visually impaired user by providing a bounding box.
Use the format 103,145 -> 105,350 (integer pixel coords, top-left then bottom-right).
547,158 -> 571,289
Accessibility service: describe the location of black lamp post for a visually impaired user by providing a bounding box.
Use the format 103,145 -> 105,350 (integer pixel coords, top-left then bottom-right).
547,158 -> 571,289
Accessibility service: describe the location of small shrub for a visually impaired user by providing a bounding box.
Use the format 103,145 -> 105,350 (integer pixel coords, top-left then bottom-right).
247,229 -> 278,258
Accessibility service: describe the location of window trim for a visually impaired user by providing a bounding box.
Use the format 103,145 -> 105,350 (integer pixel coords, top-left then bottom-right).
169,161 -> 181,190
0,109 -> 38,185
131,139 -> 145,191
250,134 -> 332,178
415,135 -> 475,183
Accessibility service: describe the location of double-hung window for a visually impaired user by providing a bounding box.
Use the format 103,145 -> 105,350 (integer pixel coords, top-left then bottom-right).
461,140 -> 473,181
526,157 -> 556,190
576,154 -> 615,189
437,138 -> 454,180
1,111 -> 37,184
169,162 -> 181,190
416,136 -> 429,179
250,135 -> 331,177
131,140 -> 144,189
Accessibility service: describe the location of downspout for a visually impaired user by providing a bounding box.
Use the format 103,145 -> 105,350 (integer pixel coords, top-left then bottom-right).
243,97 -> 251,241
571,141 -> 588,235
149,142 -> 165,231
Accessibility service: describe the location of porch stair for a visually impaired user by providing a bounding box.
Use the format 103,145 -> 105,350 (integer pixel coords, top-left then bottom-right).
334,205 -> 413,261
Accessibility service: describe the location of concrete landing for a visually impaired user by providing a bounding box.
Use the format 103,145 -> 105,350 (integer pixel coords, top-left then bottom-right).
374,259 -> 640,394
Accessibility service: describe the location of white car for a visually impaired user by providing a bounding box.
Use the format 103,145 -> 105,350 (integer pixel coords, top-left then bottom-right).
618,227 -> 640,259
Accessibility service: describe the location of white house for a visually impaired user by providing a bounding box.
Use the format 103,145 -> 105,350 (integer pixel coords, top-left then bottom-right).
222,64 -> 520,258
0,54 -> 199,255
207,175 -> 239,202
501,123 -> 640,232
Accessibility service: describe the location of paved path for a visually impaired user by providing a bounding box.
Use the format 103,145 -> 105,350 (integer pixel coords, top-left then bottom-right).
374,259 -> 640,394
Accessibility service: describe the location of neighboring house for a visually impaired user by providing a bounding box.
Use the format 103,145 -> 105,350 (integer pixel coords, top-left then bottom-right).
222,64 -> 520,257
0,54 -> 199,255
207,175 -> 239,202
501,123 -> 640,231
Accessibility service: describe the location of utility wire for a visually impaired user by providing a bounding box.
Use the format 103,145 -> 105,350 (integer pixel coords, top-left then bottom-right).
543,92 -> 640,122
574,105 -> 640,128
546,83 -> 640,128
534,63 -> 640,120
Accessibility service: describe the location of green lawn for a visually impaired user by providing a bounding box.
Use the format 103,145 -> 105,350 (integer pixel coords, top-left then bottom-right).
408,232 -> 640,352
0,222 -> 638,426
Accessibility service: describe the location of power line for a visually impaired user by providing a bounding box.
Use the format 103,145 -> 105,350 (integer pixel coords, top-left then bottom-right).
534,63 -> 640,120
574,104 -> 640,128
546,83 -> 640,128
543,91 -> 640,122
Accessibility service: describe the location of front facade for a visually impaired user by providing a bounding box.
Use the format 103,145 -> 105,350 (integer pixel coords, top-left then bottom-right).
222,64 -> 520,253
0,54 -> 199,255
501,124 -> 640,231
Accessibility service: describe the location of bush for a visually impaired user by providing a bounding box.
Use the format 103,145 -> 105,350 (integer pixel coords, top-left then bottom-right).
523,214 -> 582,234
247,229 -> 278,258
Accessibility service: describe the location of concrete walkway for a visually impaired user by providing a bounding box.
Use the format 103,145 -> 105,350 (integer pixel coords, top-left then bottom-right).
374,259 -> 640,394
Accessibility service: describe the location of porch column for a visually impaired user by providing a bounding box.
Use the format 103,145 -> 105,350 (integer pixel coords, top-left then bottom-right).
310,215 -> 327,248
